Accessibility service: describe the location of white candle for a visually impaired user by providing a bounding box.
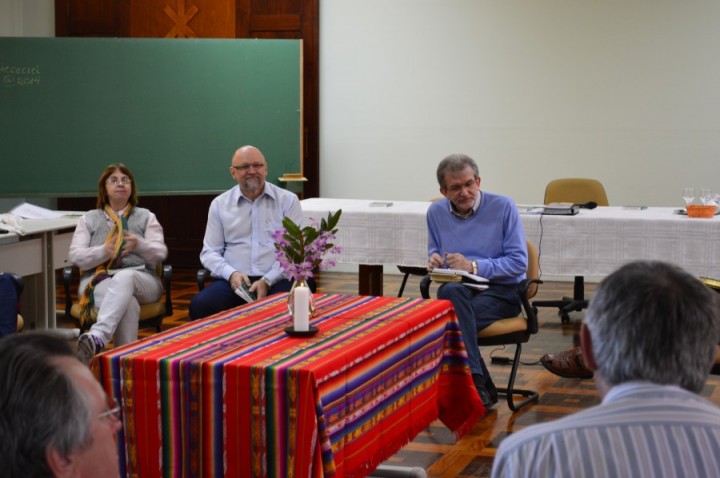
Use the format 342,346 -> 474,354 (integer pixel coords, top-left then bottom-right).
293,284 -> 310,331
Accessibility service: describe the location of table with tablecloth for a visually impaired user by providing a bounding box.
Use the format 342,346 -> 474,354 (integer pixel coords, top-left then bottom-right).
520,206 -> 720,280
301,199 -> 720,291
95,293 -> 484,478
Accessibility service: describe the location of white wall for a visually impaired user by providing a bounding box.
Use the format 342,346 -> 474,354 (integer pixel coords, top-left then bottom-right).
0,0 -> 53,37
320,1 -> 720,206
4,1 -> 720,207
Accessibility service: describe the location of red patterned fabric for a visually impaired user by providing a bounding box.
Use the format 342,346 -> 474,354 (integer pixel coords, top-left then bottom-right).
94,294 -> 485,477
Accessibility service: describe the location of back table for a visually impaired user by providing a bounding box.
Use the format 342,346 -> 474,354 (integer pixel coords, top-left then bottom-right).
95,293 -> 484,477
300,198 -> 720,293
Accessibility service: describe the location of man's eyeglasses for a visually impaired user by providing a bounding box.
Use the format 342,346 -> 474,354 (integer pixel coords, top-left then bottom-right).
106,177 -> 132,186
232,163 -> 266,172
97,404 -> 122,423
446,179 -> 477,194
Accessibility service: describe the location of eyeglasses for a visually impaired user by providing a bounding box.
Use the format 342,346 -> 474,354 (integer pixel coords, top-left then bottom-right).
106,177 -> 132,186
446,179 -> 478,193
232,163 -> 266,172
97,402 -> 122,423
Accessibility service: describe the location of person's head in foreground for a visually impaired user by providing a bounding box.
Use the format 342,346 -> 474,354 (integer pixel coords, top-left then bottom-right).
0,333 -> 121,478
492,260 -> 720,478
583,260 -> 720,396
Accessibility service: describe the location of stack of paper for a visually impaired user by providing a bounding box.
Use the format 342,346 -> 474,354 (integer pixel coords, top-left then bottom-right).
234,283 -> 257,302
10,202 -> 64,219
430,268 -> 489,290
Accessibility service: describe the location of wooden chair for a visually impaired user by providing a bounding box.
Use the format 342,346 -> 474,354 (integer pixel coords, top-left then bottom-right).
63,264 -> 173,333
702,277 -> 720,375
421,240 -> 543,411
533,178 -> 609,323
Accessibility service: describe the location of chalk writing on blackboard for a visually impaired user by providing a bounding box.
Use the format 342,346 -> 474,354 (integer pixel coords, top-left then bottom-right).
0,64 -> 41,87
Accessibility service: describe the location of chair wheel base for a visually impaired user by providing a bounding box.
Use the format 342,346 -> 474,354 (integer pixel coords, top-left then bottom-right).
498,387 -> 539,412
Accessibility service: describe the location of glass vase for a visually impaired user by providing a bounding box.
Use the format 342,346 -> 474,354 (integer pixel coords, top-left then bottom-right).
287,278 -> 315,317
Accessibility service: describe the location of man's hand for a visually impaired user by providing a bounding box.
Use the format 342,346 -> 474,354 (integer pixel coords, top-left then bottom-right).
428,253 -> 445,271
229,272 -> 250,291
444,252 -> 473,273
250,279 -> 269,299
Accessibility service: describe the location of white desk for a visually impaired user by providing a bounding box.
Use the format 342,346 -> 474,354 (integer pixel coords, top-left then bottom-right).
0,215 -> 80,329
301,198 -> 720,294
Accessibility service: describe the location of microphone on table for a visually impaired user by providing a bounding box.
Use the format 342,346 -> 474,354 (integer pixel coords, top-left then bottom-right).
574,201 -> 598,209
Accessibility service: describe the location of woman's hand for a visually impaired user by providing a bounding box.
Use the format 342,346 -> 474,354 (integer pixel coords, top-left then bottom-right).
121,232 -> 139,256
104,234 -> 117,258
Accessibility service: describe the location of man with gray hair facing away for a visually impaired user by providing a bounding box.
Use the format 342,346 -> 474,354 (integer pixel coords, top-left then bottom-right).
492,260 -> 720,478
0,333 -> 122,477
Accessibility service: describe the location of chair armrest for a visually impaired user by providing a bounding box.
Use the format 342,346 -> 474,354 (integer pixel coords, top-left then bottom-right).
163,264 -> 173,316
197,268 -> 210,291
420,275 -> 433,299
518,278 -> 543,334
63,266 -> 74,319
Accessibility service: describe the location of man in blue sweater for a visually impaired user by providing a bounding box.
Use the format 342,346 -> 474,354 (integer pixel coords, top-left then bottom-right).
427,154 -> 527,407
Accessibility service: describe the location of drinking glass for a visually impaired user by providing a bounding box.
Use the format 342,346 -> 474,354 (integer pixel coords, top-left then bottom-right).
699,189 -> 713,205
682,188 -> 696,206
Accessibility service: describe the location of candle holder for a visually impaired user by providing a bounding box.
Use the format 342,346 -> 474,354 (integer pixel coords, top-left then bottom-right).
284,325 -> 319,337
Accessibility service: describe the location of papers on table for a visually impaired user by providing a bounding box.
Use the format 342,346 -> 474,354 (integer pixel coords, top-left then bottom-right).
430,268 -> 489,290
0,213 -> 25,235
10,202 -> 64,219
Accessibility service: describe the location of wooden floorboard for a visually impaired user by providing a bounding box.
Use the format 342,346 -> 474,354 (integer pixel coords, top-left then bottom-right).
56,268 -> 720,477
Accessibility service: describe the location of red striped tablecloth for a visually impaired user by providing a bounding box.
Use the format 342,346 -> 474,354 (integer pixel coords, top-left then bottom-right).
95,293 -> 485,478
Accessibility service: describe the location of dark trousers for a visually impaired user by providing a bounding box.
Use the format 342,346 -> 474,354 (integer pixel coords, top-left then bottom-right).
188,276 -> 315,320
437,282 -> 521,377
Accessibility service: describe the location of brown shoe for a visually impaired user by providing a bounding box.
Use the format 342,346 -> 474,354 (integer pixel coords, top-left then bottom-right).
541,346 -> 594,379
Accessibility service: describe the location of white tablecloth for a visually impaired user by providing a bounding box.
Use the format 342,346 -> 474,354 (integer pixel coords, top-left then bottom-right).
301,198 -> 430,267
301,199 -> 720,280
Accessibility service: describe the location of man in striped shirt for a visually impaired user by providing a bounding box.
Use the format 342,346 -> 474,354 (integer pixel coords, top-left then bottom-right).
492,260 -> 720,478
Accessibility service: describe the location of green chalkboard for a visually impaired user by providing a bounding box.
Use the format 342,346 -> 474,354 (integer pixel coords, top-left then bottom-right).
0,37 -> 302,196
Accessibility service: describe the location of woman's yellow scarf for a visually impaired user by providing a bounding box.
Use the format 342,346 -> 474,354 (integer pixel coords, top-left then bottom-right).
78,205 -> 132,328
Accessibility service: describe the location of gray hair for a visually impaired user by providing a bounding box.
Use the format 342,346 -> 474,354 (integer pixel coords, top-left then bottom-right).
436,154 -> 480,188
585,261 -> 720,393
0,333 -> 93,477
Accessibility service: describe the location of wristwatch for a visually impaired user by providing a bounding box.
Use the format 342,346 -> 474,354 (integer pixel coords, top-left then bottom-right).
471,261 -> 478,275
261,277 -> 272,288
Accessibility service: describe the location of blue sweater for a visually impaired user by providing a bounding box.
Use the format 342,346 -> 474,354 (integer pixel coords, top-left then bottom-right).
426,192 -> 527,285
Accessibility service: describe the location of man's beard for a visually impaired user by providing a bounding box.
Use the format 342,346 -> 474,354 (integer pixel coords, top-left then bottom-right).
243,177 -> 262,192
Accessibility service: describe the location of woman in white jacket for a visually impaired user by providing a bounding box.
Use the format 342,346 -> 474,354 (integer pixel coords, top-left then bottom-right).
69,163 -> 167,364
